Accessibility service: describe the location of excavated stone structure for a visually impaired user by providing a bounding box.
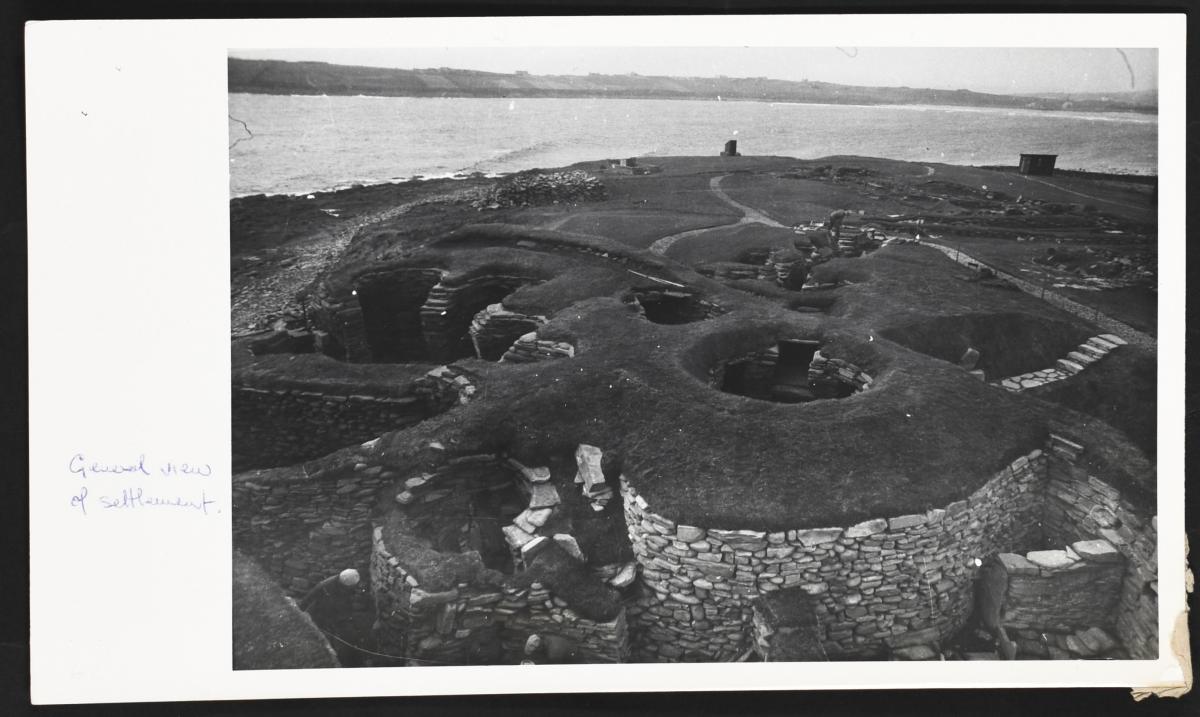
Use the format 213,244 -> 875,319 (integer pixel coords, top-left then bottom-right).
232,158 -> 1157,666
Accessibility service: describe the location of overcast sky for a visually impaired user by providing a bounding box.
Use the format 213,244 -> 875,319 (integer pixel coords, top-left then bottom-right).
229,47 -> 1157,95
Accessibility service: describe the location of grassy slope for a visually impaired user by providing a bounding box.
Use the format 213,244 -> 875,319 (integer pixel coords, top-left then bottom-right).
232,550 -> 340,670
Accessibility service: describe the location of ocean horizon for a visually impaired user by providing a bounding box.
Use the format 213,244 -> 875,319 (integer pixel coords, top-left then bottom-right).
228,93 -> 1158,198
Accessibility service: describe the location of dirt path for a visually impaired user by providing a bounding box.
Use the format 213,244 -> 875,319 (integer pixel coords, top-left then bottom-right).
650,175 -> 786,255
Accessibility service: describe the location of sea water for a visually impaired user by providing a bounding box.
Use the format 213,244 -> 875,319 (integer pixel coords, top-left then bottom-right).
228,93 -> 1158,198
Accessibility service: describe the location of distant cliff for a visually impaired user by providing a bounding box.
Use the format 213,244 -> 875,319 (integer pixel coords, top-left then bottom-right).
228,58 -> 1157,114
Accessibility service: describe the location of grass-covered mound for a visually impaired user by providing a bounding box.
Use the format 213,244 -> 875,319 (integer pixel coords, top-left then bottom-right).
664,223 -> 799,266
232,550 -> 340,670
1035,347 -> 1158,459
549,209 -> 738,250
233,339 -> 435,396
245,155 -> 1155,533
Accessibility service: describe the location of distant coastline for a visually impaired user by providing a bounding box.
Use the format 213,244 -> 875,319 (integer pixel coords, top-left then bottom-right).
228,58 -> 1157,115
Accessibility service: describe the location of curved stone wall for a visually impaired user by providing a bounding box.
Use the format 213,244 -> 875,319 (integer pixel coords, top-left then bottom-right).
421,275 -> 544,362
469,303 -> 547,361
371,451 -> 629,665
500,332 -> 576,364
309,267 -> 446,363
621,449 -> 1047,661
807,350 -> 874,393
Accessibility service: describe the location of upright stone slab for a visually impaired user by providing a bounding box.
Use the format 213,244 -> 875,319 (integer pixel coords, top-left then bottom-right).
575,444 -> 606,494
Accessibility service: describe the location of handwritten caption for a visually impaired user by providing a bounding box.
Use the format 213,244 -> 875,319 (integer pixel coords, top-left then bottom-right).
67,453 -> 217,517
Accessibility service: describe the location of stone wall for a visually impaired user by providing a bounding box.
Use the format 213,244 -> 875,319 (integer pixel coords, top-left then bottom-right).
411,365 -> 480,415
371,526 -> 629,665
620,449 -> 1047,661
1040,433 -> 1157,659
469,303 -> 546,361
232,385 -> 428,470
986,542 -> 1125,631
807,350 -> 874,392
500,332 -> 576,364
421,275 -> 543,363
309,268 -> 446,363
372,449 -> 629,665
232,453 -> 397,647
695,262 -> 776,284
994,334 -> 1126,393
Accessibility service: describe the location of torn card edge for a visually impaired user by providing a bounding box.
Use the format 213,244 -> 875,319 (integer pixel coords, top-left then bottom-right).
1131,536 -> 1192,700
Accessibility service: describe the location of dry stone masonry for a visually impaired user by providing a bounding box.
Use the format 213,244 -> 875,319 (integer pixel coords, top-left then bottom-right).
1040,433 -> 1157,659
232,384 -> 428,470
977,538 -> 1127,659
616,433 -> 1153,662
469,303 -> 547,361
370,450 -> 630,665
499,331 -> 576,364
995,334 -> 1126,393
807,350 -> 874,393
231,158 -> 1157,667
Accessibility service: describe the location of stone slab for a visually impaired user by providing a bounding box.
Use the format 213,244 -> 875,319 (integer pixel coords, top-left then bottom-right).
846,518 -> 887,538
553,533 -> 586,561
794,527 -> 843,546
1071,539 -> 1123,564
1025,549 -> 1078,570
888,513 -> 928,531
997,552 -> 1040,576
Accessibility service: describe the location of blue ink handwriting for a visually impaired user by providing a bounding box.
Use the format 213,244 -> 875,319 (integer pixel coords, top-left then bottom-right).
70,486 -> 88,516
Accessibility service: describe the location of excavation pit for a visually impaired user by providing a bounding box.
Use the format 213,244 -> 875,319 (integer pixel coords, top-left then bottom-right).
630,288 -> 723,325
879,312 -> 1094,380
395,461 -> 532,575
713,339 -> 868,403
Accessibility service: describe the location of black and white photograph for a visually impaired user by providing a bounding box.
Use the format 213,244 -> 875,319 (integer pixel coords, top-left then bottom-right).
227,45 -> 1161,668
